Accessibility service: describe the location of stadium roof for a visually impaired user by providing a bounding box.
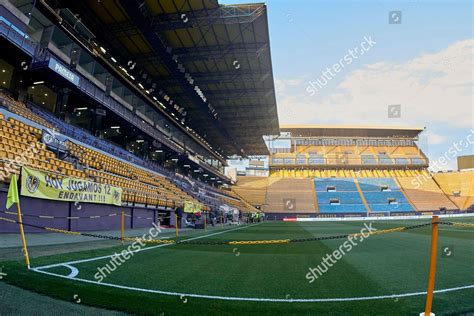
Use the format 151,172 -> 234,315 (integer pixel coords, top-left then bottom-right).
279,125 -> 425,138
52,0 -> 279,156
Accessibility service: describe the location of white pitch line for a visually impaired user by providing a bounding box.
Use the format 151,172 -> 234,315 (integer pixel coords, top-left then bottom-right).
63,264 -> 79,279
30,222 -> 474,303
30,268 -> 474,303
34,223 -> 260,270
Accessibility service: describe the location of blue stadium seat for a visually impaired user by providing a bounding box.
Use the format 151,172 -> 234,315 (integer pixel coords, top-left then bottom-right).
319,204 -> 367,213
358,177 -> 413,212
363,191 -> 407,203
370,203 -> 414,212
315,178 -> 367,213
314,178 -> 358,191
357,177 -> 399,191
317,192 -> 363,204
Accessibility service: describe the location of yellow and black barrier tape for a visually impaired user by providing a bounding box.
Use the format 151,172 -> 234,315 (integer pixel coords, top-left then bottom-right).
44,227 -> 82,236
228,239 -> 291,245
0,217 -> 459,246
349,226 -> 407,238
439,221 -> 474,229
0,216 -> 17,224
122,237 -> 175,244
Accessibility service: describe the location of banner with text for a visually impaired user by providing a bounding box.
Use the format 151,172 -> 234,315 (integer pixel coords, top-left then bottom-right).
21,167 -> 122,206
184,201 -> 203,213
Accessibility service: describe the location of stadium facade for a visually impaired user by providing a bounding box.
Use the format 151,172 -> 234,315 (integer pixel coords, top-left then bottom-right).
0,0 -> 472,233
234,125 -> 474,219
0,0 -> 276,232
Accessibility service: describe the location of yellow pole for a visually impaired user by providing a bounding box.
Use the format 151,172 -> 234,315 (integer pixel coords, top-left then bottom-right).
175,213 -> 179,237
424,216 -> 439,316
121,211 -> 125,245
16,202 -> 30,269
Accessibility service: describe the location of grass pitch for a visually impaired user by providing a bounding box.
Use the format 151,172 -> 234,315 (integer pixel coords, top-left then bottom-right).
1,218 -> 473,315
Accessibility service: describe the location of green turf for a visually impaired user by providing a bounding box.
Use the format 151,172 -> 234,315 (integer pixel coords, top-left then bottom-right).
1,218 -> 473,315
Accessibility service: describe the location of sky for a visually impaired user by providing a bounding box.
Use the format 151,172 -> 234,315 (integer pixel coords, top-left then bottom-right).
221,0 -> 473,170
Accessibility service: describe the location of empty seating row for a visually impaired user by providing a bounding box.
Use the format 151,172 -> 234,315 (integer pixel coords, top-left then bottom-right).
314,178 -> 366,213
1,93 -> 54,129
269,169 -> 427,178
397,177 -> 458,211
270,145 -> 427,166
317,191 -> 364,204
263,178 -> 316,213
432,171 -> 474,210
234,176 -> 269,207
0,114 -> 82,179
357,177 -> 400,191
314,178 -> 358,191
358,177 -> 414,213
318,204 -> 367,213
0,99 -> 208,210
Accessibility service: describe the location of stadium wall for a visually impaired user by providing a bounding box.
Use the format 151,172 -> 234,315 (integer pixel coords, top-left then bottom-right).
0,189 -> 171,233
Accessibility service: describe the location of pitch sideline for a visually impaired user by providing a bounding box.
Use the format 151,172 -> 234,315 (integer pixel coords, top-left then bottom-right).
31,268 -> 474,303
33,222 -> 261,271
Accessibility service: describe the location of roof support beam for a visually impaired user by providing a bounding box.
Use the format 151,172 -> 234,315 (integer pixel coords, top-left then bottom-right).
120,0 -> 241,155
130,42 -> 269,63
206,87 -> 273,97
149,4 -> 266,32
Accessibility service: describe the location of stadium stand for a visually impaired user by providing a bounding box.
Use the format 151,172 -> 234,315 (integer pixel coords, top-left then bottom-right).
264,178 -> 316,213
26,101 -> 172,177
1,93 -> 54,129
357,178 -> 414,212
233,176 -> 268,207
0,109 -> 195,209
0,91 -> 261,213
269,145 -> 427,167
0,94 -> 227,210
246,125 -> 471,216
314,178 -> 367,213
432,171 -> 474,210
0,0 -> 275,235
0,0 -> 469,232
397,176 -> 458,211
0,113 -> 69,180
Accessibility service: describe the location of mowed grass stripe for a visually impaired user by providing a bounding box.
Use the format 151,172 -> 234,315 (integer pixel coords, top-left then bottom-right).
72,222 -> 399,298
1,219 -> 473,315
296,221 -> 396,298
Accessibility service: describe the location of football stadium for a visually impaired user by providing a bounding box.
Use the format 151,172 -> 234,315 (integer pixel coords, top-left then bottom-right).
0,0 -> 473,315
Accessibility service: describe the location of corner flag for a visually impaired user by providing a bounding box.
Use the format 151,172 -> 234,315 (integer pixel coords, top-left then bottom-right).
6,173 -> 30,269
6,174 -> 19,209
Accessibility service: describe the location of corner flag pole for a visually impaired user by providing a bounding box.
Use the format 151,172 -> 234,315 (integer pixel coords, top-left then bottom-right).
175,213 -> 179,237
121,211 -> 125,245
423,215 -> 439,316
6,174 -> 30,269
16,200 -> 30,269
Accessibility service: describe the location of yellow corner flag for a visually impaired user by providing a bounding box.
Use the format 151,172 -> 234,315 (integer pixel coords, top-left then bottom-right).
6,174 -> 30,269
6,174 -> 20,209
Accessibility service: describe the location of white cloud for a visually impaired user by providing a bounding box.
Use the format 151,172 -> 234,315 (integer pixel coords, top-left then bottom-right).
424,131 -> 447,145
276,39 -> 473,128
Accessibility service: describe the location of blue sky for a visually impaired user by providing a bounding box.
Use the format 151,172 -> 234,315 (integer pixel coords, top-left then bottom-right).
222,0 -> 473,170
